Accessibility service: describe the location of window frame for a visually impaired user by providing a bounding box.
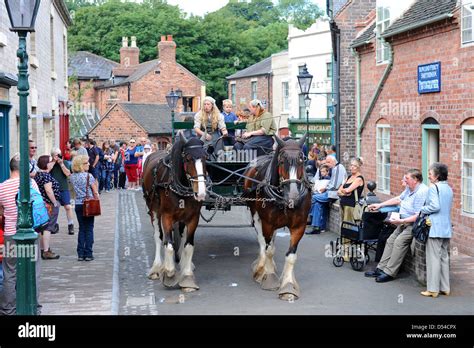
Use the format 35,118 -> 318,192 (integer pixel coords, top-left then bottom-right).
282,81 -> 289,112
462,125 -> 474,214
462,0 -> 474,46
376,6 -> 391,64
230,83 -> 236,105
376,124 -> 391,194
326,62 -> 333,79
251,81 -> 257,100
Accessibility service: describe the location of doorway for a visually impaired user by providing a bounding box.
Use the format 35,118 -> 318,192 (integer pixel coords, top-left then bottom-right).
422,118 -> 440,185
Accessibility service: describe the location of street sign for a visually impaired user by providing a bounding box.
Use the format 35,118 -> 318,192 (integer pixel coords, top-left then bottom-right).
418,62 -> 441,94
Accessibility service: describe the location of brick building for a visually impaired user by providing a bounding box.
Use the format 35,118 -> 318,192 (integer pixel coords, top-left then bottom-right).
352,0 -> 474,256
87,103 -> 172,148
226,56 -> 273,112
332,0 -> 376,165
68,35 -> 205,142
68,51 -> 119,136
0,0 -> 72,181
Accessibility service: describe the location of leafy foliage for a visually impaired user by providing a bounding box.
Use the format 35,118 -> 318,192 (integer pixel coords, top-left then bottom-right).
67,0 -> 321,102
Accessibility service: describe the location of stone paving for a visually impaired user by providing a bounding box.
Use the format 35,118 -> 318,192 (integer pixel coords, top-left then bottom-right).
38,189 -> 474,315
39,190 -> 116,315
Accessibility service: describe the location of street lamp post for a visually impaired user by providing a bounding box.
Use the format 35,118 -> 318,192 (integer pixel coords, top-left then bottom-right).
304,95 -> 312,151
5,0 -> 41,315
166,89 -> 179,144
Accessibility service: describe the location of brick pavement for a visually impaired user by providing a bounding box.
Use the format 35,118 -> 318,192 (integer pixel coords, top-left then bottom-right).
39,190 -> 117,315
37,189 -> 474,314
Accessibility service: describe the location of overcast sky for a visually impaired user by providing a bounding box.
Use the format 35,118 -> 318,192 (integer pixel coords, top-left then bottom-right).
164,0 -> 326,17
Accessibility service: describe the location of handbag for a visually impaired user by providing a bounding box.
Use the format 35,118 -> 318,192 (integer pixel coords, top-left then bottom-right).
83,173 -> 101,217
412,184 -> 439,243
412,213 -> 431,243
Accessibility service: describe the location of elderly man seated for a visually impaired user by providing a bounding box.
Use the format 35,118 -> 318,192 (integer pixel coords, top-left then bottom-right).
365,169 -> 429,283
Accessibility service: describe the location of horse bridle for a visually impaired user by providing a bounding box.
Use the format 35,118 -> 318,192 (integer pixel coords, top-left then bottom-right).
277,150 -> 304,187
182,144 -> 207,183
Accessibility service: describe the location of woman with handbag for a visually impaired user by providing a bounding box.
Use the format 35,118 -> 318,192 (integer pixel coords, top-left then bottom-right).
419,163 -> 453,298
70,155 -> 100,261
337,157 -> 365,223
34,155 -> 62,260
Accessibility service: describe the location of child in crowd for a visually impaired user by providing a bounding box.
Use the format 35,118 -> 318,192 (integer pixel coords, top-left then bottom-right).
221,99 -> 238,137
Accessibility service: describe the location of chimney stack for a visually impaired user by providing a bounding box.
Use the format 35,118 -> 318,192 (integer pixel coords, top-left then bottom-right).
120,36 -> 140,67
158,34 -> 176,67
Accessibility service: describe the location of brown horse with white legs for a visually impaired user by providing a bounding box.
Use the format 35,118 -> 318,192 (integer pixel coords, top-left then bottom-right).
242,134 -> 312,300
142,133 -> 208,291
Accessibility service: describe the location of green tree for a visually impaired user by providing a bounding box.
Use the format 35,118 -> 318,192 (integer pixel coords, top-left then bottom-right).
278,0 -> 324,30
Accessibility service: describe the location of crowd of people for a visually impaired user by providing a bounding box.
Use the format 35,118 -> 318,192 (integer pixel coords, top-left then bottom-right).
0,135 -> 162,314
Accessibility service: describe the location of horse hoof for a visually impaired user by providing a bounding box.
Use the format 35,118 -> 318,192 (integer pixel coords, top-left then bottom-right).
261,272 -> 280,291
179,275 -> 200,291
162,273 -> 179,288
278,283 -> 300,301
148,272 -> 160,281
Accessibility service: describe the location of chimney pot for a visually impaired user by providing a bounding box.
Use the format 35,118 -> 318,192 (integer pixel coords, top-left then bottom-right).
161,35 -> 166,42
131,36 -> 137,48
167,35 -> 173,41
122,37 -> 128,47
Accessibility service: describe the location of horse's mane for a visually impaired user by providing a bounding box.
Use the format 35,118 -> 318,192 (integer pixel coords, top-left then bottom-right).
170,136 -> 186,186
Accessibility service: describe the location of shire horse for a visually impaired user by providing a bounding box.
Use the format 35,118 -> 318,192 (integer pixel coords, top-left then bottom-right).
142,133 -> 207,291
242,134 -> 311,300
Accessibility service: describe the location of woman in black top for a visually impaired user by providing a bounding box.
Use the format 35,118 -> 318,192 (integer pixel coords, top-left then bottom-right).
338,157 -> 365,223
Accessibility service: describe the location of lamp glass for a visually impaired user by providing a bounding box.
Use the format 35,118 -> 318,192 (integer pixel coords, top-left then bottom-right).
166,89 -> 179,110
297,64 -> 313,95
5,0 -> 40,32
304,95 -> 312,109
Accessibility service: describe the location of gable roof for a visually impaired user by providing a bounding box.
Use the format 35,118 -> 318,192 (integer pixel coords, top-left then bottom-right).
226,56 -> 272,80
121,103 -> 172,135
382,0 -> 457,38
351,21 -> 376,48
68,51 -> 119,80
97,60 -> 205,89
334,0 -> 351,17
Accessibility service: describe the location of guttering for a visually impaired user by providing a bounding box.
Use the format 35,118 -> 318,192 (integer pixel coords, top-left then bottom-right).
381,13 -> 453,39
352,48 -> 361,157
358,42 -> 394,136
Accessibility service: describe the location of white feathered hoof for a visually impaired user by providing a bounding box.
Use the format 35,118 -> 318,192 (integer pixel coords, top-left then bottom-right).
278,282 -> 300,301
179,275 -> 200,292
261,272 -> 280,291
147,264 -> 163,281
162,272 -> 179,288
252,259 -> 265,283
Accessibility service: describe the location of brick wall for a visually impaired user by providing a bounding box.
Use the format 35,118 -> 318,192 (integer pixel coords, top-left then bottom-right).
335,0 -> 376,167
228,75 -> 271,112
356,10 -> 474,256
88,104 -> 147,144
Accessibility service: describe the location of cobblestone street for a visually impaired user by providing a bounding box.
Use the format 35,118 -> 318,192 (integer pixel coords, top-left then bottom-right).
38,190 -> 474,315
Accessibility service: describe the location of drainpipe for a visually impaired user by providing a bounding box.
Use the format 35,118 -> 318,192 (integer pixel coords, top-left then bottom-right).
358,42 -> 394,140
352,48 -> 361,157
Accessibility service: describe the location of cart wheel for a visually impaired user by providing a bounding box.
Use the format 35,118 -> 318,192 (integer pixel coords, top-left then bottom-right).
365,252 -> 370,264
333,256 -> 344,267
350,255 -> 365,271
